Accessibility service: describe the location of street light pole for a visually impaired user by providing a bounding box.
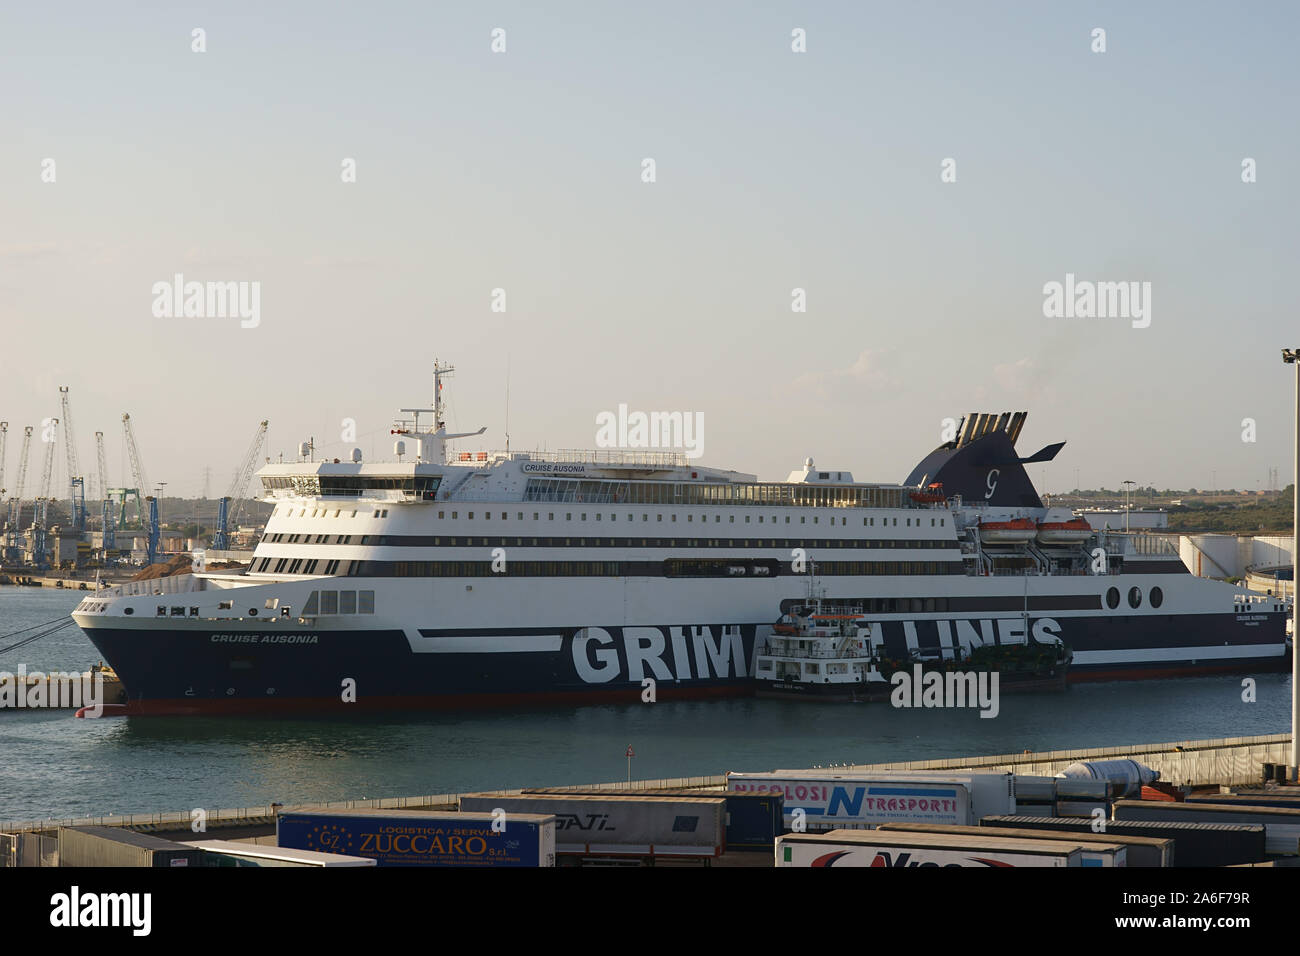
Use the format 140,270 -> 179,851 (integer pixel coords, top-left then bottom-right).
1123,480 -> 1135,533
1284,349 -> 1299,778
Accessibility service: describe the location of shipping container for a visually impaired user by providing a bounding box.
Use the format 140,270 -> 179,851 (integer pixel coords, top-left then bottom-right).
981,814 -> 1267,867
1054,778 -> 1112,801
1055,800 -> 1110,819
1113,799 -> 1300,856
1011,775 -> 1058,803
1187,791 -> 1300,809
276,809 -> 555,867
58,826 -> 200,868
190,839 -> 376,867
880,823 -> 1169,866
728,771 -> 1014,829
459,793 -> 724,859
524,787 -> 782,850
776,829 -> 1090,867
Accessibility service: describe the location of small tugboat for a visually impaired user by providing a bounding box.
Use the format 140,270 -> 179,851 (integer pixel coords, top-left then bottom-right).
755,569 -> 1072,701
756,599 -> 877,701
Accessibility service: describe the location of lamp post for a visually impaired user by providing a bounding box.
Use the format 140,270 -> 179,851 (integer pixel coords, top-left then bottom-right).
1284,349 -> 1299,778
1123,480 -> 1135,533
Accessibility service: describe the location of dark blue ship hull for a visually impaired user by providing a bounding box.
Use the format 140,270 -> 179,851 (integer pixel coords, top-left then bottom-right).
77,610 -> 1288,715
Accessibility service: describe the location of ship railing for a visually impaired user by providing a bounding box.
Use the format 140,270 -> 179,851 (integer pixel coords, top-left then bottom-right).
94,574 -> 206,600
1100,532 -> 1180,556
786,604 -> 865,617
498,448 -> 688,467
759,641 -> 873,660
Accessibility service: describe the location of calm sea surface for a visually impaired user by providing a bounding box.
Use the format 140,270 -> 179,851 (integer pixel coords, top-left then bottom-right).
0,587 -> 1290,825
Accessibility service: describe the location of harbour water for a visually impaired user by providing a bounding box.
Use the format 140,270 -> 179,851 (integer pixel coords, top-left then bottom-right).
0,588 -> 1291,825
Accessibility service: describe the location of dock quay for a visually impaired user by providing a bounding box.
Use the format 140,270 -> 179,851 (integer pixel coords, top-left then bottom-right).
0,666 -> 124,711
3,732 -> 1298,868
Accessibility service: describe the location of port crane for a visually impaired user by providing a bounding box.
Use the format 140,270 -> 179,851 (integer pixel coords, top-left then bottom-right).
4,427 -> 33,561
58,386 -> 86,532
121,413 -> 159,566
95,430 -> 115,554
0,423 -> 6,559
214,420 -> 268,551
31,417 -> 58,567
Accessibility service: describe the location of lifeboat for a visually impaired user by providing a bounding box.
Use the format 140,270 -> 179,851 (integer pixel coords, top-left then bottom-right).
977,517 -> 1038,543
1037,517 -> 1093,543
909,482 -> 946,505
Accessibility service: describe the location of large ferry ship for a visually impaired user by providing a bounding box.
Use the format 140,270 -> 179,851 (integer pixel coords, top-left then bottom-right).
72,363 -> 1290,715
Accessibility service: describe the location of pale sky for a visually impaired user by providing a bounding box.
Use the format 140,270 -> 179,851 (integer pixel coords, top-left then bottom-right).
2,1 -> 1297,498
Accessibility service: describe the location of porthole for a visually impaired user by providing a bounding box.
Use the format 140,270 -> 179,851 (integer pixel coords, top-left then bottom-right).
249,608 -> 258,616
1128,587 -> 1142,609
1105,587 -> 1120,609
1150,586 -> 1163,609
124,607 -> 134,615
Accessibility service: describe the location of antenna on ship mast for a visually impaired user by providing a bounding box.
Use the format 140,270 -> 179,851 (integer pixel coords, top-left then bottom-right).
394,359 -> 485,464
807,558 -> 823,614
433,359 -> 453,432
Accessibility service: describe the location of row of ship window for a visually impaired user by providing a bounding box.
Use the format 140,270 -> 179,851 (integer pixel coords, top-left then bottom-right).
439,511 -> 941,527
267,476 -> 915,509
248,558 -> 962,577
151,590 -> 376,617
519,477 -> 910,509
269,505 -> 943,529
260,533 -> 959,550
144,591 -> 1101,617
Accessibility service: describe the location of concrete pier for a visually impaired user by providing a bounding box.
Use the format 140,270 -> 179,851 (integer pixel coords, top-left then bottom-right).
0,732 -> 1291,836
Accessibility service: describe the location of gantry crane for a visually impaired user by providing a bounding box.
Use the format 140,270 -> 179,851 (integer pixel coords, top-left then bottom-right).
122,413 -> 158,565
0,423 -> 7,559
214,420 -> 268,551
5,426 -> 34,562
95,430 -> 115,554
58,387 -> 86,532
31,418 -> 58,566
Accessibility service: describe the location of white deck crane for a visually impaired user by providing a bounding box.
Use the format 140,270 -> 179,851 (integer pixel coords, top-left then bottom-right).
214,420 -> 268,551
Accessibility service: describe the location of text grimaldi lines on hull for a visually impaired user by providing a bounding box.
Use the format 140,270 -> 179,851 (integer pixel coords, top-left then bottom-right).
69,366 -> 1289,715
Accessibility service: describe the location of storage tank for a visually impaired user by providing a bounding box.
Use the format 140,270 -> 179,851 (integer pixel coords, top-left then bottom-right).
1057,759 -> 1159,799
